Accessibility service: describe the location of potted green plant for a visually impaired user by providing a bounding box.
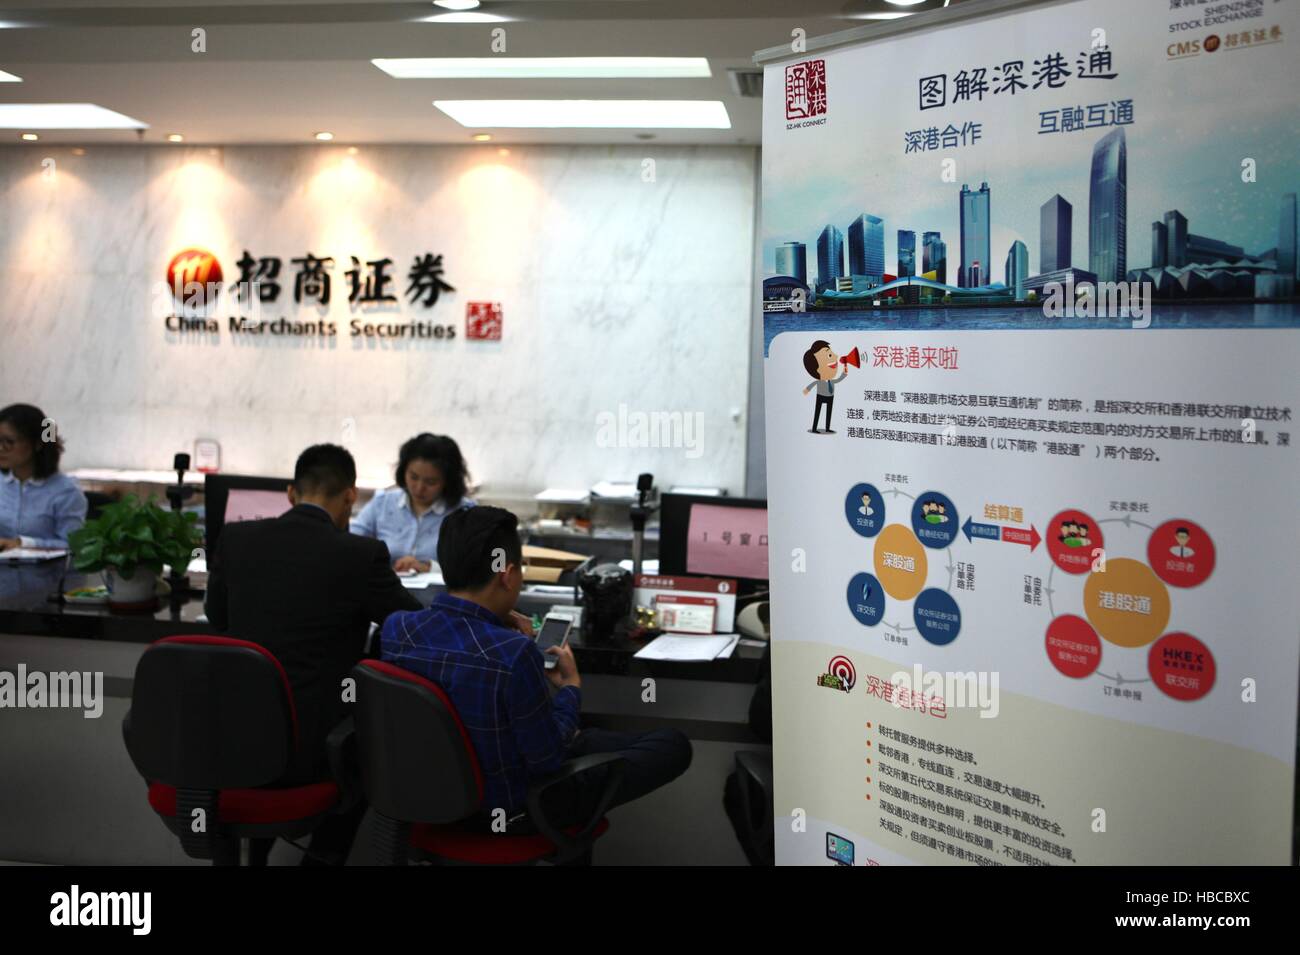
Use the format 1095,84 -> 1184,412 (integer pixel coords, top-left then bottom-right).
68,495 -> 202,608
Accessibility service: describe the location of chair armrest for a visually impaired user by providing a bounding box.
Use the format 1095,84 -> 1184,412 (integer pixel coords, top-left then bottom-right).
524,752 -> 626,856
326,716 -> 361,810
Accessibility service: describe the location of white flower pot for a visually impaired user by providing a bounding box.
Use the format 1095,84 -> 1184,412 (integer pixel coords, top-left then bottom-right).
104,567 -> 158,608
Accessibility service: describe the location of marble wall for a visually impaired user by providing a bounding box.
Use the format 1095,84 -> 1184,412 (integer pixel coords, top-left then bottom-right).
0,144 -> 757,494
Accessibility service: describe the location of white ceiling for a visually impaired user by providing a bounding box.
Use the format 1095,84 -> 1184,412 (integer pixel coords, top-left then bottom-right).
0,0 -> 961,145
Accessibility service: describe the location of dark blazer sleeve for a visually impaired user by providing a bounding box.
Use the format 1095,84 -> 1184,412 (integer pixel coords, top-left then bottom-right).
204,535 -> 231,631
364,539 -> 422,621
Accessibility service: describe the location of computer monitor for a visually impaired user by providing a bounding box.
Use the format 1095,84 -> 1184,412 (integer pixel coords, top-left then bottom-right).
658,493 -> 769,589
203,473 -> 293,555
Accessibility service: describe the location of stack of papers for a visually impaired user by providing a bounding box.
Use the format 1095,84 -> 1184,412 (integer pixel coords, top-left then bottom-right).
634,633 -> 740,662
525,584 -> 576,596
590,481 -> 638,499
535,488 -> 591,504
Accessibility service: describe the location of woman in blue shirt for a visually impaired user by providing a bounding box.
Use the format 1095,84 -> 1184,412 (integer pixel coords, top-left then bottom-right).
0,403 -> 89,552
351,433 -> 475,573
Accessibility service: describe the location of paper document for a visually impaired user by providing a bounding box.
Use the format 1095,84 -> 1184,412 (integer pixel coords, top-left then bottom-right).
590,481 -> 637,499
399,570 -> 444,589
634,633 -> 739,662
535,488 -> 590,504
0,547 -> 68,563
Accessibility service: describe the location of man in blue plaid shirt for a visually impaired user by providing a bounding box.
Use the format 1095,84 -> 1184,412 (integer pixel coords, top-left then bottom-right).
380,505 -> 691,828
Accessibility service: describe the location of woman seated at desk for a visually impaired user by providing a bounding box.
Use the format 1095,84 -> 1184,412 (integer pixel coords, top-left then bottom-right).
351,433 -> 474,573
0,403 -> 88,552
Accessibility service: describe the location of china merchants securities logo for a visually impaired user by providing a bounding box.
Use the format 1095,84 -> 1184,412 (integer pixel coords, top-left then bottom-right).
785,59 -> 827,121
816,654 -> 856,693
166,248 -> 223,306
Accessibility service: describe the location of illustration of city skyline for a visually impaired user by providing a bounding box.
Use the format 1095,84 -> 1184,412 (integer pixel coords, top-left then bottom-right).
765,127 -> 1297,304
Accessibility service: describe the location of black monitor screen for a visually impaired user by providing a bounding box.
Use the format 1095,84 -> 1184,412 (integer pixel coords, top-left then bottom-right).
203,473 -> 292,556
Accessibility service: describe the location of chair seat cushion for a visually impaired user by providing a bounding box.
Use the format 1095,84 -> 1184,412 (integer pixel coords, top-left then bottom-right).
410,818 -> 610,864
148,781 -> 339,824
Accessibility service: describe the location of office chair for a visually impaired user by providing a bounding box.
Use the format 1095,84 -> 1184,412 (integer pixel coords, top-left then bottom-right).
350,659 -> 626,866
122,635 -> 356,865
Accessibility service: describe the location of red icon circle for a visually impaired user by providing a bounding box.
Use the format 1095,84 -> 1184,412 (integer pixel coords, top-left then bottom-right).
828,655 -> 856,691
166,248 -> 224,306
1046,509 -> 1103,575
1148,632 -> 1215,701
1147,519 -> 1215,587
1045,614 -> 1102,678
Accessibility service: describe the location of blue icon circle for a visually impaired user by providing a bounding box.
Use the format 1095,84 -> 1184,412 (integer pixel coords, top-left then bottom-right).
911,490 -> 959,549
847,573 -> 885,627
913,588 -> 961,646
844,483 -> 885,538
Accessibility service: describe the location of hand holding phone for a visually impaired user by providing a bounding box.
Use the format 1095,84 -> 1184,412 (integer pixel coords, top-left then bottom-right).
534,613 -> 573,671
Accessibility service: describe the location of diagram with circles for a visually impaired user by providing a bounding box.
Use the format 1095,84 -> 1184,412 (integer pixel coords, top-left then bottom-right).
843,483 -> 1216,702
1041,509 -> 1215,702
843,482 -> 974,649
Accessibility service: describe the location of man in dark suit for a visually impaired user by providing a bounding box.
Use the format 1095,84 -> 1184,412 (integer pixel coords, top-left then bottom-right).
205,443 -> 420,864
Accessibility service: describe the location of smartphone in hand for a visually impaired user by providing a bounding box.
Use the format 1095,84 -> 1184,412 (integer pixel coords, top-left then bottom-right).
534,613 -> 574,669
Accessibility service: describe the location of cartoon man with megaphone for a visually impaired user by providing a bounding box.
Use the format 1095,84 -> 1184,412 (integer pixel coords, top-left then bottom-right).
801,341 -> 859,434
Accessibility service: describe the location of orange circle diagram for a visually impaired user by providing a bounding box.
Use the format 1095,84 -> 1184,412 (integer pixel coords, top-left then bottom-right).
1082,558 -> 1171,648
873,524 -> 928,601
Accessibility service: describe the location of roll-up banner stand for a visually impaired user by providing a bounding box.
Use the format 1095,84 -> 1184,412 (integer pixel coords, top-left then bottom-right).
756,0 -> 1299,866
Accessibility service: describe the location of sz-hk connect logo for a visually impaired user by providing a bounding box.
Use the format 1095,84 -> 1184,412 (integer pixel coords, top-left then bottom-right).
785,59 -> 827,128
49,885 -> 151,935
167,247 -> 223,309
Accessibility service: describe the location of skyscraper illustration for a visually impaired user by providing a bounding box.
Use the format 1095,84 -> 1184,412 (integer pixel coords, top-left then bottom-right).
1163,210 -> 1188,268
922,231 -> 947,284
1040,194 -> 1072,273
959,182 -> 991,287
898,229 -> 916,278
776,241 -> 808,285
817,225 -> 844,291
1005,240 -> 1028,301
1280,193 -> 1297,279
847,214 -> 884,277
1089,127 -> 1127,283
1151,220 -> 1168,269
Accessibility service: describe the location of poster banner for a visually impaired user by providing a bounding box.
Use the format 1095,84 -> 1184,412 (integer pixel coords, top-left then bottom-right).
761,0 -> 1299,865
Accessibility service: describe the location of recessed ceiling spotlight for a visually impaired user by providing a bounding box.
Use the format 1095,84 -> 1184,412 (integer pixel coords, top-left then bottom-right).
167,133 -> 184,142
471,133 -> 492,141
71,147 -> 86,156
20,132 -> 37,141
497,147 -> 510,156
314,131 -> 334,141
423,12 -> 507,23
433,0 -> 481,9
